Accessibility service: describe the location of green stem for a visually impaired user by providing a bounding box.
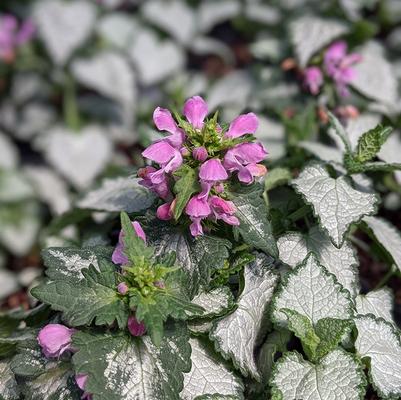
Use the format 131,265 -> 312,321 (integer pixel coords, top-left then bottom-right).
374,264 -> 396,289
287,205 -> 310,222
63,74 -> 81,132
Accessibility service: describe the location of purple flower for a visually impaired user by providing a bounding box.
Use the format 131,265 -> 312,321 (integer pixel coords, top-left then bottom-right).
199,159 -> 228,199
117,282 -> 129,295
128,315 -> 147,336
75,374 -> 92,400
223,143 -> 267,184
0,15 -> 35,62
324,41 -> 362,97
112,220 -> 146,265
185,195 -> 211,236
156,202 -> 173,220
138,166 -> 171,201
37,324 -> 76,359
183,96 -> 208,129
142,141 -> 183,180
224,113 -> 259,139
192,146 -> 208,162
209,196 -> 239,226
153,107 -> 185,148
303,66 -> 323,95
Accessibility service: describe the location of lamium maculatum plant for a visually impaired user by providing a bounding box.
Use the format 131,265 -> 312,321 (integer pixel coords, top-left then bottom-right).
1,97 -> 401,400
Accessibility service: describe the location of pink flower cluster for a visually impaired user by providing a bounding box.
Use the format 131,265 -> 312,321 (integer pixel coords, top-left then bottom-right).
303,41 -> 362,97
139,96 -> 267,236
0,14 -> 35,62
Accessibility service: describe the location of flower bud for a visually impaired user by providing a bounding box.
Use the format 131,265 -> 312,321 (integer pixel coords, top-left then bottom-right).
192,146 -> 208,162
75,374 -> 92,400
154,280 -> 165,289
37,324 -> 75,359
117,282 -> 129,295
128,316 -> 147,336
156,202 -> 173,220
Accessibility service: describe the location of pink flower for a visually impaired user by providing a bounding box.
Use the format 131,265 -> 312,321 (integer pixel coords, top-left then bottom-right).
142,141 -> 183,179
0,15 -> 35,62
128,316 -> 146,336
183,96 -> 208,129
185,195 -> 211,237
192,146 -> 208,162
138,166 -> 171,201
223,143 -> 267,184
117,282 -> 129,295
153,107 -> 185,148
303,66 -> 323,95
75,374 -> 92,400
112,221 -> 146,265
156,202 -> 173,220
37,324 -> 75,359
224,113 -> 259,139
199,159 -> 228,199
324,41 -> 362,97
209,196 -> 239,226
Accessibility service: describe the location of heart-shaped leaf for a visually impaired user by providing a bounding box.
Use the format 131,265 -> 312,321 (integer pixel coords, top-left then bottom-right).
355,288 -> 394,323
292,163 -> 378,247
34,0 -> 96,65
270,349 -> 366,400
277,226 -> 359,296
42,126 -> 112,190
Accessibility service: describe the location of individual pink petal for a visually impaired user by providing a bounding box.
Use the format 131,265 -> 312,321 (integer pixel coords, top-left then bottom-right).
209,196 -> 236,214
142,141 -> 177,164
225,112 -> 259,138
229,143 -> 267,164
246,163 -> 267,178
221,214 -> 240,225
199,159 -> 228,182
133,221 -> 146,243
128,316 -> 146,336
185,195 -> 211,218
157,203 -> 173,220
153,107 -> 179,134
237,167 -> 254,184
37,324 -> 76,359
192,146 -> 208,162
189,217 -> 204,236
183,96 -> 208,129
163,149 -> 183,173
75,374 -> 88,391
112,221 -> 146,265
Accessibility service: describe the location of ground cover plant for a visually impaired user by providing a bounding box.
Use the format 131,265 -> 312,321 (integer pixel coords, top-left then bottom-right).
1,95 -> 401,400
1,1 -> 401,399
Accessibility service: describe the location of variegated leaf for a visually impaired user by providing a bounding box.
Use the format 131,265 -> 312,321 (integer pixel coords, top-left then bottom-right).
188,287 -> 234,319
41,246 -> 112,282
293,163 -> 378,247
290,16 -> 348,67
210,254 -> 278,379
76,177 -> 155,213
277,226 -> 359,296
355,315 -> 401,398
72,323 -> 190,400
34,0 -> 96,65
272,254 -> 353,327
355,288 -> 394,323
181,338 -> 244,400
270,349 -> 366,400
